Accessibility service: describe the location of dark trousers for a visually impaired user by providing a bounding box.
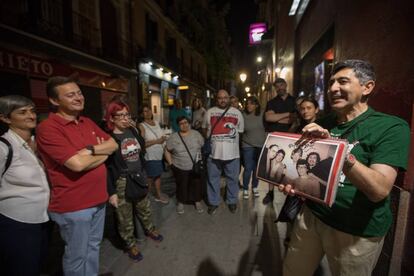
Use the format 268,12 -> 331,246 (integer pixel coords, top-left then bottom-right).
172,165 -> 203,203
0,213 -> 49,276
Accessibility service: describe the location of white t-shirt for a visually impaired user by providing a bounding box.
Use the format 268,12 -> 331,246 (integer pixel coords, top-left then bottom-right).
140,121 -> 164,160
203,106 -> 244,160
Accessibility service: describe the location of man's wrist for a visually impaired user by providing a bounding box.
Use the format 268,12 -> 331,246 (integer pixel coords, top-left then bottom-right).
86,145 -> 95,155
344,153 -> 356,170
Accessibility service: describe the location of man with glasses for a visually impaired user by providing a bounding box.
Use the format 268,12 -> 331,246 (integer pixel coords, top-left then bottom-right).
37,76 -> 118,276
202,89 -> 244,215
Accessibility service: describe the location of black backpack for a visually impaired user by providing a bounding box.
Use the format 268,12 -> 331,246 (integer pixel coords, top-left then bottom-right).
0,137 -> 12,176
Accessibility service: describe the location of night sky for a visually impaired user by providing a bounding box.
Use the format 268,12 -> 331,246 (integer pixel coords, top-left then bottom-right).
226,0 -> 258,80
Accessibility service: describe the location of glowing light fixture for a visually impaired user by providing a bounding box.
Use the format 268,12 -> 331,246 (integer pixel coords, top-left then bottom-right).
249,23 -> 267,45
289,0 -> 301,16
239,73 -> 247,83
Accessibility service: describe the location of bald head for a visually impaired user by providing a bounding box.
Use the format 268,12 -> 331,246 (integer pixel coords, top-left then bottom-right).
216,89 -> 229,109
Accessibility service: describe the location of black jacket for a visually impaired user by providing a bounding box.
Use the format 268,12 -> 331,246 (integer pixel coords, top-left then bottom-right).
106,127 -> 146,196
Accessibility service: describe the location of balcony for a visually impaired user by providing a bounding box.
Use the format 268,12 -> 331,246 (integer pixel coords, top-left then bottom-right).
0,1 -> 133,67
143,41 -> 166,65
71,11 -> 102,56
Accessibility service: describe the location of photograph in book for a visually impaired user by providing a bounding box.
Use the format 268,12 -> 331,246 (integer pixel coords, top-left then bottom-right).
256,132 -> 348,206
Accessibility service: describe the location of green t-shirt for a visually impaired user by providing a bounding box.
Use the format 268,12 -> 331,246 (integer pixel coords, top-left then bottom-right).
307,107 -> 410,237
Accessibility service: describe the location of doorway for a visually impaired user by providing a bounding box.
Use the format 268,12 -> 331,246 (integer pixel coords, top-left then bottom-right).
150,92 -> 162,124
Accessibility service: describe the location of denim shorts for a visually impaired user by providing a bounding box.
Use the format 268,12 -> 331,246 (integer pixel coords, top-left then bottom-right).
144,160 -> 164,177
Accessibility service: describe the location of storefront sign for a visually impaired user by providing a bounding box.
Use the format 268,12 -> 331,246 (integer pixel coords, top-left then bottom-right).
249,23 -> 267,45
0,49 -> 54,77
0,47 -> 128,92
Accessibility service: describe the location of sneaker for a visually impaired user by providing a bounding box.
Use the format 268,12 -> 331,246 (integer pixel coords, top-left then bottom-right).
195,201 -> 204,213
176,203 -> 184,214
146,230 -> 164,242
228,204 -> 237,213
253,188 -> 260,198
127,245 -> 144,262
154,194 -> 169,204
262,191 -> 274,205
243,189 -> 249,199
207,205 -> 218,215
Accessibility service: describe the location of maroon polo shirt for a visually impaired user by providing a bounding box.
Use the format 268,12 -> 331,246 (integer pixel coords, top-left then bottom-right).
36,112 -> 109,213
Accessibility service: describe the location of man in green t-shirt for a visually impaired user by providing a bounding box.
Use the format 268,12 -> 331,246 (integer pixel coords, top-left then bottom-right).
279,60 -> 410,276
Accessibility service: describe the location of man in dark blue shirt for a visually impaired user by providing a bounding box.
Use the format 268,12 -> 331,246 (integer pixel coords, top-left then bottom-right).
262,78 -> 296,204
264,78 -> 296,132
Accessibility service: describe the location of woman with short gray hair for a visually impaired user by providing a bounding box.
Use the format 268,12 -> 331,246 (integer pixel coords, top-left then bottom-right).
165,116 -> 205,214
0,95 -> 50,276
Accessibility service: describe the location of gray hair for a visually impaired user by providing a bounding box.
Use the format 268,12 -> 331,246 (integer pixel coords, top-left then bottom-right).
0,95 -> 35,118
332,59 -> 376,85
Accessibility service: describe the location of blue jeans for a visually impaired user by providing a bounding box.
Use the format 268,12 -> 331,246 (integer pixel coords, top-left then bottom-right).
207,158 -> 240,205
49,204 -> 106,276
242,147 -> 260,190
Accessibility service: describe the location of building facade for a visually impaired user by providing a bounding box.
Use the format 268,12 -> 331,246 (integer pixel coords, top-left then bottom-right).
257,0 -> 414,274
132,0 -> 210,125
0,0 -> 137,121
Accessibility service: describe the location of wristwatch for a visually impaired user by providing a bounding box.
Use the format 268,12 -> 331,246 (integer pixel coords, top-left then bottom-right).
86,145 -> 95,155
344,153 -> 356,169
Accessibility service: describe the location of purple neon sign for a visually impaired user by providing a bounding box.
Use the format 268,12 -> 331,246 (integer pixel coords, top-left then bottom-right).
249,23 -> 267,44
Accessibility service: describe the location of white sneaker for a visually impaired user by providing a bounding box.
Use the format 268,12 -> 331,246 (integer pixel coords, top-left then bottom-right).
195,201 -> 204,213
176,203 -> 184,214
253,188 -> 260,198
243,189 -> 249,199
155,193 -> 169,204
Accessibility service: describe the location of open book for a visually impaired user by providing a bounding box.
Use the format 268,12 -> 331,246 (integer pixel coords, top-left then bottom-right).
256,132 -> 348,207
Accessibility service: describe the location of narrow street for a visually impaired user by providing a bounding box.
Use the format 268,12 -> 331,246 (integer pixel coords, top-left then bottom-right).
43,170 -> 287,276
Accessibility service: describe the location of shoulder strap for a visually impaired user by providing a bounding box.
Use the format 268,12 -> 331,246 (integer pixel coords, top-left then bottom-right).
177,132 -> 195,165
142,122 -> 160,139
129,127 -> 147,163
208,106 -> 230,139
109,133 -> 129,172
0,137 -> 13,177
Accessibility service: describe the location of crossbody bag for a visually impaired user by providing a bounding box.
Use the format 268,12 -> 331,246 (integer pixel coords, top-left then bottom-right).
177,132 -> 205,177
0,137 -> 12,177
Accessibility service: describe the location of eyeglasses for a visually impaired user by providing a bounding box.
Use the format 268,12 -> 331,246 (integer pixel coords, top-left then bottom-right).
113,113 -> 131,119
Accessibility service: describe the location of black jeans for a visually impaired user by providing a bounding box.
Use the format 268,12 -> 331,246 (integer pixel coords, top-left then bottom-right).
171,165 -> 203,203
0,213 -> 49,276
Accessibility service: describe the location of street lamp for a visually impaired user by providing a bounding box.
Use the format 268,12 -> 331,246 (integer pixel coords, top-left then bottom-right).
245,86 -> 250,93
239,73 -> 247,83
256,56 -> 263,63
